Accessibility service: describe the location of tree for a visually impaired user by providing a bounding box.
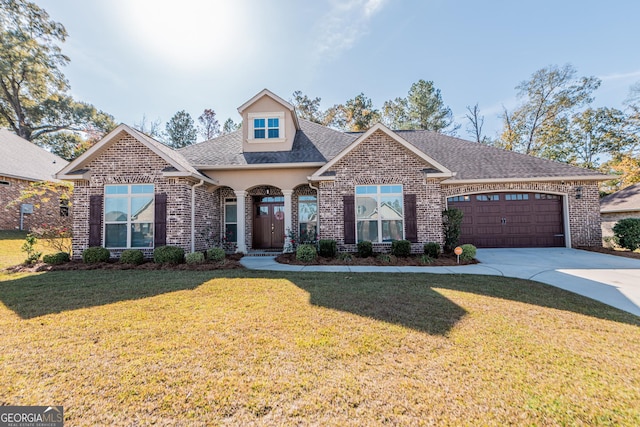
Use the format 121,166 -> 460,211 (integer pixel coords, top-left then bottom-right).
501,64 -> 601,156
465,104 -> 489,143
0,0 -> 115,143
328,93 -> 380,131
222,118 -> 241,134
291,91 -> 324,124
381,80 -> 456,133
198,108 -> 220,140
165,110 -> 197,148
134,114 -> 164,140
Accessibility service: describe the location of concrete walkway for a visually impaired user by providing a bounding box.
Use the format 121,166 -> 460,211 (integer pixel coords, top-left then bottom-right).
240,248 -> 640,317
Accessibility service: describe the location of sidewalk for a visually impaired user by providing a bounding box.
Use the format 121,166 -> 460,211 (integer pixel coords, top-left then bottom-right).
240,248 -> 640,317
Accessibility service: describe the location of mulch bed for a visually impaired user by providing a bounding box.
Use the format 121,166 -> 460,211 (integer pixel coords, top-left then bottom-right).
5,254 -> 245,273
578,246 -> 640,261
276,252 -> 478,267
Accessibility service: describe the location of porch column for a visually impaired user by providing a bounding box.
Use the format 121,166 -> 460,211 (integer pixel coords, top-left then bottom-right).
234,190 -> 247,253
282,189 -> 293,251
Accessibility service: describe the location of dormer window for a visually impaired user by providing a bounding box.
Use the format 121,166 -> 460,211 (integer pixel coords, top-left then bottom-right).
248,112 -> 285,142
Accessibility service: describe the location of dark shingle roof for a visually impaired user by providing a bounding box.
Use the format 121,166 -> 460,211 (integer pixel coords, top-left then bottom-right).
179,119 -> 355,166
600,183 -> 640,213
0,129 -> 68,181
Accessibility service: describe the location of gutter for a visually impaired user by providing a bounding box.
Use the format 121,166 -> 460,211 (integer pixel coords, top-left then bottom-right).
191,180 -> 205,253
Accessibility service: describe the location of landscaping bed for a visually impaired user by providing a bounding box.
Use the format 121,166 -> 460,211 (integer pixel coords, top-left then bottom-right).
276,252 -> 478,266
578,246 -> 640,260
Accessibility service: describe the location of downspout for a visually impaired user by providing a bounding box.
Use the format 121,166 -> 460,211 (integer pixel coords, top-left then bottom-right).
191,180 -> 205,253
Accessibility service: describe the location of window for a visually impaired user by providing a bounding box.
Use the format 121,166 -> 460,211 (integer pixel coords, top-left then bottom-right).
0,180 -> 10,186
447,195 -> 470,202
249,112 -> 284,141
104,184 -> 154,248
476,194 -> 500,201
535,193 -> 560,200
59,198 -> 69,217
224,198 -> 237,243
356,185 -> 403,243
299,195 -> 317,243
505,194 -> 529,201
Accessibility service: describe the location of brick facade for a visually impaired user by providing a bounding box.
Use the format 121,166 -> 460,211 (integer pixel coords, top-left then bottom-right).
1,176 -> 71,232
601,211 -> 640,240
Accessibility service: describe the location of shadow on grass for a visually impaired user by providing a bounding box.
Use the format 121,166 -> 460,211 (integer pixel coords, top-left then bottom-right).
1,270 -> 637,334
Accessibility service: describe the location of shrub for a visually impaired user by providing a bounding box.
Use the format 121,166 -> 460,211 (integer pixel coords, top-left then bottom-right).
377,253 -> 396,264
613,218 -> 640,251
337,252 -> 353,263
391,240 -> 412,257
459,244 -> 477,262
207,247 -> 226,262
21,233 -> 42,265
357,241 -> 373,258
420,254 -> 434,265
42,252 -> 70,265
154,245 -> 185,264
442,208 -> 464,252
318,239 -> 337,258
120,249 -> 144,265
296,244 -> 317,263
186,252 -> 205,264
82,246 -> 110,264
424,242 -> 441,259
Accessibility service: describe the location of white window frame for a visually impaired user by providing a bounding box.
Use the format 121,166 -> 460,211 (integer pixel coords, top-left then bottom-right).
104,184 -> 155,249
298,195 -> 318,243
355,184 -> 404,243
248,112 -> 285,142
224,198 -> 238,243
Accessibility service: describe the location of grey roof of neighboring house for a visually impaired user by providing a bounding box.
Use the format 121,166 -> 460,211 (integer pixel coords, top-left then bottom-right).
179,119 -> 356,166
0,128 -> 68,181
600,183 -> 640,213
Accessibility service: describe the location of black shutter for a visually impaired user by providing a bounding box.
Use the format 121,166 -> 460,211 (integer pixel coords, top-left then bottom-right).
404,194 -> 417,243
343,195 -> 355,244
89,195 -> 103,247
154,193 -> 167,247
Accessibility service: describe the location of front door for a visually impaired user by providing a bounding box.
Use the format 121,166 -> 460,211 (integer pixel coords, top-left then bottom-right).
253,197 -> 285,249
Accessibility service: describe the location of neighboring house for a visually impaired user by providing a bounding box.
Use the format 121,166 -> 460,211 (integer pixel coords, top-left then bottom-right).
600,183 -> 640,240
0,129 -> 69,231
56,89 -> 608,259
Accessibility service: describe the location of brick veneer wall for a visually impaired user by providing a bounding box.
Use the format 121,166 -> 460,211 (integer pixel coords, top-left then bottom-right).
601,211 -> 640,240
70,132 -> 215,259
1,176 -> 71,232
442,181 -> 602,247
318,130 -> 443,252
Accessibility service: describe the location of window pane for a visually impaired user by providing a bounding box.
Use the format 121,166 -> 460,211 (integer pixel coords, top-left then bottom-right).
254,118 -> 265,128
132,184 -> 154,194
131,223 -> 153,247
105,224 -> 127,247
299,222 -> 317,242
105,185 -> 128,195
381,185 -> 402,194
225,224 -> 237,243
357,220 -> 378,242
382,220 -> 403,241
299,200 -> 317,223
225,204 -> 237,223
380,196 -> 402,219
268,118 -> 279,128
105,198 -> 128,221
254,129 -> 265,139
268,128 -> 279,138
356,196 -> 377,219
131,196 -> 154,221
356,186 -> 376,194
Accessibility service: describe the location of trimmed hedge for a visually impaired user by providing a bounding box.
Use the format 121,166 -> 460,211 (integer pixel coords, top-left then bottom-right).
186,252 -> 205,264
460,244 -> 477,262
357,241 -> 373,258
120,249 -> 144,265
613,218 -> 640,251
82,246 -> 110,264
391,240 -> 411,257
318,239 -> 337,258
207,247 -> 226,262
154,246 -> 185,264
43,252 -> 70,265
424,242 -> 441,259
296,244 -> 318,263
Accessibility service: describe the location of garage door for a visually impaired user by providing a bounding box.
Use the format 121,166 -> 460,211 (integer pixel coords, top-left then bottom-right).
447,192 -> 565,248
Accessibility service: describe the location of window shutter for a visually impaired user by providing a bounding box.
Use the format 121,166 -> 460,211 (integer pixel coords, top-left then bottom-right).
89,195 -> 103,247
404,193 -> 417,243
154,193 -> 167,247
343,195 -> 355,244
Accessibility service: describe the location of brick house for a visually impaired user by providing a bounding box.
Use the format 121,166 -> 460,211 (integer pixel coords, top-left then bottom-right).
0,129 -> 69,231
56,89 -> 608,259
600,183 -> 640,241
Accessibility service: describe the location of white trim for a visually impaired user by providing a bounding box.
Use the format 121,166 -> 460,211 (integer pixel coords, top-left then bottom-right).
103,183 -> 155,249
248,112 -> 285,142
237,89 -> 300,130
235,190 -> 247,253
601,208 -> 640,214
310,123 -> 453,180
196,162 -> 326,171
442,175 -> 611,185
161,171 -> 218,186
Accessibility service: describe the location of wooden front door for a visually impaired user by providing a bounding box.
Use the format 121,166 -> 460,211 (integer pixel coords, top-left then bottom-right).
253,197 -> 285,249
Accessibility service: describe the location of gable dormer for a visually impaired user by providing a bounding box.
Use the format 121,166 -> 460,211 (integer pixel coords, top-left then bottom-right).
237,89 -> 300,153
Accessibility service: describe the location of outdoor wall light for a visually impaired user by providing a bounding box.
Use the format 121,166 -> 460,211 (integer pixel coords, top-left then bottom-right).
575,186 -> 583,199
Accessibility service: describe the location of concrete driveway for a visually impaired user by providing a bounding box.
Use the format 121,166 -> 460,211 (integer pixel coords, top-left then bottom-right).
241,248 -> 640,317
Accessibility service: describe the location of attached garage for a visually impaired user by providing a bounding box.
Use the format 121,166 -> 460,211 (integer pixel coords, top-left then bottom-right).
447,192 -> 565,248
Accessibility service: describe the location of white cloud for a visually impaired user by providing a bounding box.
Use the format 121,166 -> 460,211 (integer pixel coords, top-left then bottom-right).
598,70 -> 640,82
313,0 -> 388,62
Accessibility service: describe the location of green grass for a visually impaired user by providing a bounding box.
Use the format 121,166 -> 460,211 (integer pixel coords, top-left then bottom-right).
1,232 -> 639,425
0,230 -> 68,269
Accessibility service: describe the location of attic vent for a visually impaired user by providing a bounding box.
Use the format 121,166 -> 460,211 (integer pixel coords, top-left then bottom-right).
0,180 -> 10,186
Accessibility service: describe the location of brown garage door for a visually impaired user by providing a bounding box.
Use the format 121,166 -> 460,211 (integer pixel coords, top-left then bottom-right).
447,192 -> 565,248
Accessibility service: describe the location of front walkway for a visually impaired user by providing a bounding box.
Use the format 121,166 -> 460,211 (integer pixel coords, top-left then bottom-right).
240,248 -> 640,317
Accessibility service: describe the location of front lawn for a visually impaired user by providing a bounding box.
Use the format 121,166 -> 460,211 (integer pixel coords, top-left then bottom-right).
0,268 -> 638,426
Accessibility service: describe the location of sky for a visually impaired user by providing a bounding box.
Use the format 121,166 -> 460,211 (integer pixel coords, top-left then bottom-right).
38,0 -> 640,141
